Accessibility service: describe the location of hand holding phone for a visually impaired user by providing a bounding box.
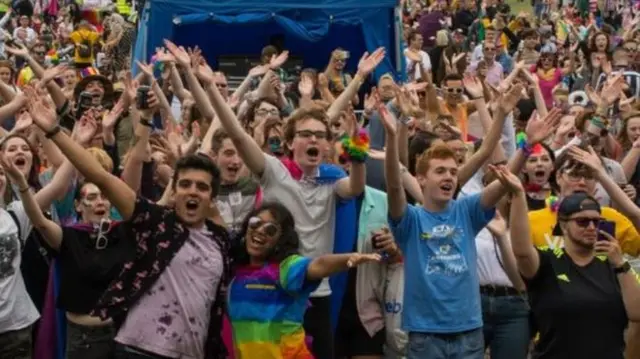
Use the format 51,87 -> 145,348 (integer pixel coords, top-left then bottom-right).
136,86 -> 151,110
598,220 -> 616,242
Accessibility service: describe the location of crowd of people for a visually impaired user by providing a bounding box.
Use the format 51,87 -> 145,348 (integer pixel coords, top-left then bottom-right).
0,0 -> 639,359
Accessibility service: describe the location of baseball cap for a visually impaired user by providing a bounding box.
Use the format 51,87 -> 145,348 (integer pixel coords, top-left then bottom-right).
552,192 -> 601,236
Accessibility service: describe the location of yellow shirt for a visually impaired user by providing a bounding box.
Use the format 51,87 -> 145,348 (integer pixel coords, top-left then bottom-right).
528,206 -> 640,257
70,29 -> 100,64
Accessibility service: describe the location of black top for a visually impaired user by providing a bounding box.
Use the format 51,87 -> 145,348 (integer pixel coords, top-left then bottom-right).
56,223 -> 135,314
526,248 -> 627,359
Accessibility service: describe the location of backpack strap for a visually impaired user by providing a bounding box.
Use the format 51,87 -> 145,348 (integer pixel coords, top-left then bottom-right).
7,209 -> 22,249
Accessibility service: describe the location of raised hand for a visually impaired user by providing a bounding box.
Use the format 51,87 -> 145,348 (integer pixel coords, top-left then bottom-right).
154,47 -> 175,63
72,115 -> 98,146
269,51 -> 289,69
378,91 -> 397,135
526,107 -> 562,145
357,48 -> 386,77
163,39 -> 190,67
363,87 -> 377,112
103,99 -> 125,130
498,83 -> 524,114
39,65 -> 68,89
298,74 -> 314,97
248,64 -> 269,78
567,146 -> 606,175
462,74 -> 483,99
490,164 -> 524,194
5,44 -> 29,58
13,111 -> 33,134
136,60 -> 154,79
26,95 -> 57,133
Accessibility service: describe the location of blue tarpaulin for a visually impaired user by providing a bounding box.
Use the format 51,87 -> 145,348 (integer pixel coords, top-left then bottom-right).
132,0 -> 405,81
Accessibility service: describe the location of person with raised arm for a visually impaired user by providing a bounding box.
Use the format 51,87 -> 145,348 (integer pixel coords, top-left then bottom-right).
163,38 -> 385,359
501,164 -> 640,359
26,88 -> 231,359
381,90 -> 514,359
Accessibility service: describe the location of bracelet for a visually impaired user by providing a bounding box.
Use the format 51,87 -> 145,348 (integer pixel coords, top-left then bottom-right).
18,187 -> 30,193
340,129 -> 370,164
56,100 -> 70,116
516,132 -> 533,156
45,125 -> 62,139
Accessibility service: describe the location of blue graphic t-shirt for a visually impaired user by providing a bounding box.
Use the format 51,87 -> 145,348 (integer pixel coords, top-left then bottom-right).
389,193 -> 494,333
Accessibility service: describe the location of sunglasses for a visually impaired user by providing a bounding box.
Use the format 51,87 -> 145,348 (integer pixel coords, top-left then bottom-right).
444,87 -> 464,94
94,218 -> 112,250
568,217 -> 601,228
248,216 -> 280,238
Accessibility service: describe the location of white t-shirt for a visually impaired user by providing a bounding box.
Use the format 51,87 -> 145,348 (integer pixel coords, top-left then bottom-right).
259,154 -> 338,297
0,201 -> 38,334
404,49 -> 432,81
475,228 -> 514,287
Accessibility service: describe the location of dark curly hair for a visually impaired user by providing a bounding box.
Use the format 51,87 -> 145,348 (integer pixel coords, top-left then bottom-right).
231,202 -> 300,267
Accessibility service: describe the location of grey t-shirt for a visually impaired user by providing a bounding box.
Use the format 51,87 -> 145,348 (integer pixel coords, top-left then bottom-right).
259,154 -> 338,297
0,201 -> 38,333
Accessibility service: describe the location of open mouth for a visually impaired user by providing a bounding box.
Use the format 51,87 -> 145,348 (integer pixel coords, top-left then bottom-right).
534,170 -> 546,179
227,166 -> 240,176
439,182 -> 454,194
94,208 -> 107,216
186,199 -> 199,211
306,147 -> 320,158
14,158 -> 26,167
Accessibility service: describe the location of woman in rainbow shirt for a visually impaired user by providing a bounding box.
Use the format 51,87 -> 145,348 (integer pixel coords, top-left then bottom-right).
228,202 -> 380,359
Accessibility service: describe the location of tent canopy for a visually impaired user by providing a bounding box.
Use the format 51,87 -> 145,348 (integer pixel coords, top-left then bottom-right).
133,0 -> 405,81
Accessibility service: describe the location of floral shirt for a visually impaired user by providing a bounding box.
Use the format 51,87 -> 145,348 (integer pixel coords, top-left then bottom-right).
92,197 -> 231,359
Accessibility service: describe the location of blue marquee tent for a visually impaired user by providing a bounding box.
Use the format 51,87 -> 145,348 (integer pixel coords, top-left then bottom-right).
132,0 -> 406,81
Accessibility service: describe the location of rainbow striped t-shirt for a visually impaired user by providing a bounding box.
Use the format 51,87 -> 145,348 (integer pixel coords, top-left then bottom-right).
228,255 -> 320,359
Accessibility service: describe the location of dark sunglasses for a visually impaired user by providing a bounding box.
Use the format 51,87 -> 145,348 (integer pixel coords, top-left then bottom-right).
445,87 -> 464,94
248,216 -> 280,238
568,217 -> 601,228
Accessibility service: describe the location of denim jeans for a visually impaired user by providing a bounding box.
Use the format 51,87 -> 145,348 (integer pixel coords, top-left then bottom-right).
481,294 -> 530,359
0,325 -> 32,359
407,328 -> 484,359
66,321 -> 116,359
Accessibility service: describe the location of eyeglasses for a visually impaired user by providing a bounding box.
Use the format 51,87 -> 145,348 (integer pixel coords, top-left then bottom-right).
483,47 -> 496,52
564,170 -> 595,182
248,216 -> 280,238
444,87 -> 464,94
94,218 -> 112,250
256,109 -> 280,117
568,217 -> 601,229
296,130 -> 328,140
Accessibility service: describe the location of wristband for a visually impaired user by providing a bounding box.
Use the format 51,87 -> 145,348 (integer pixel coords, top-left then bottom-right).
45,125 -> 62,139
516,132 -> 533,156
340,129 -> 370,164
614,261 -> 631,274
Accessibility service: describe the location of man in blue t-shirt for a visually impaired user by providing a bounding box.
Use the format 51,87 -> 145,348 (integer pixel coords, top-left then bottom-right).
380,103 -> 512,359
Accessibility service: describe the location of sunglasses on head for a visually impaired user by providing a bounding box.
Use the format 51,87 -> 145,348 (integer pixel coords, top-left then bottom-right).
568,217 -> 601,228
248,216 -> 280,238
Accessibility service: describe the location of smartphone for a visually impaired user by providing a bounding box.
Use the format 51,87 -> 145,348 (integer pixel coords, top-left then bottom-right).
136,86 -> 151,110
76,92 -> 94,119
598,220 -> 616,241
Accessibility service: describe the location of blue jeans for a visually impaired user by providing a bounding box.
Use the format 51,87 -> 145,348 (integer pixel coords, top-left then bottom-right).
407,328 -> 484,359
481,294 -> 530,359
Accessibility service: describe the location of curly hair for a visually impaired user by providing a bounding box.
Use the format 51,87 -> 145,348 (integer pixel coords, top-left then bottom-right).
231,202 -> 300,267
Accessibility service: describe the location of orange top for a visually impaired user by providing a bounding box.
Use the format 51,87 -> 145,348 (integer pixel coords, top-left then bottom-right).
438,99 -> 469,142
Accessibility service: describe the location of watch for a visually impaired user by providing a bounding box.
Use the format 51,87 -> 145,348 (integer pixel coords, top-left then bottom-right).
614,261 -> 631,274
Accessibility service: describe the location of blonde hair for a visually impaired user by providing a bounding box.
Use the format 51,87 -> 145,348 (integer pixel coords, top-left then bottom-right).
436,30 -> 449,47
86,147 -> 114,173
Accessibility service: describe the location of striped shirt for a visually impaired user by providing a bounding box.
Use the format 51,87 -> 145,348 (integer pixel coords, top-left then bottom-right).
228,255 -> 320,359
